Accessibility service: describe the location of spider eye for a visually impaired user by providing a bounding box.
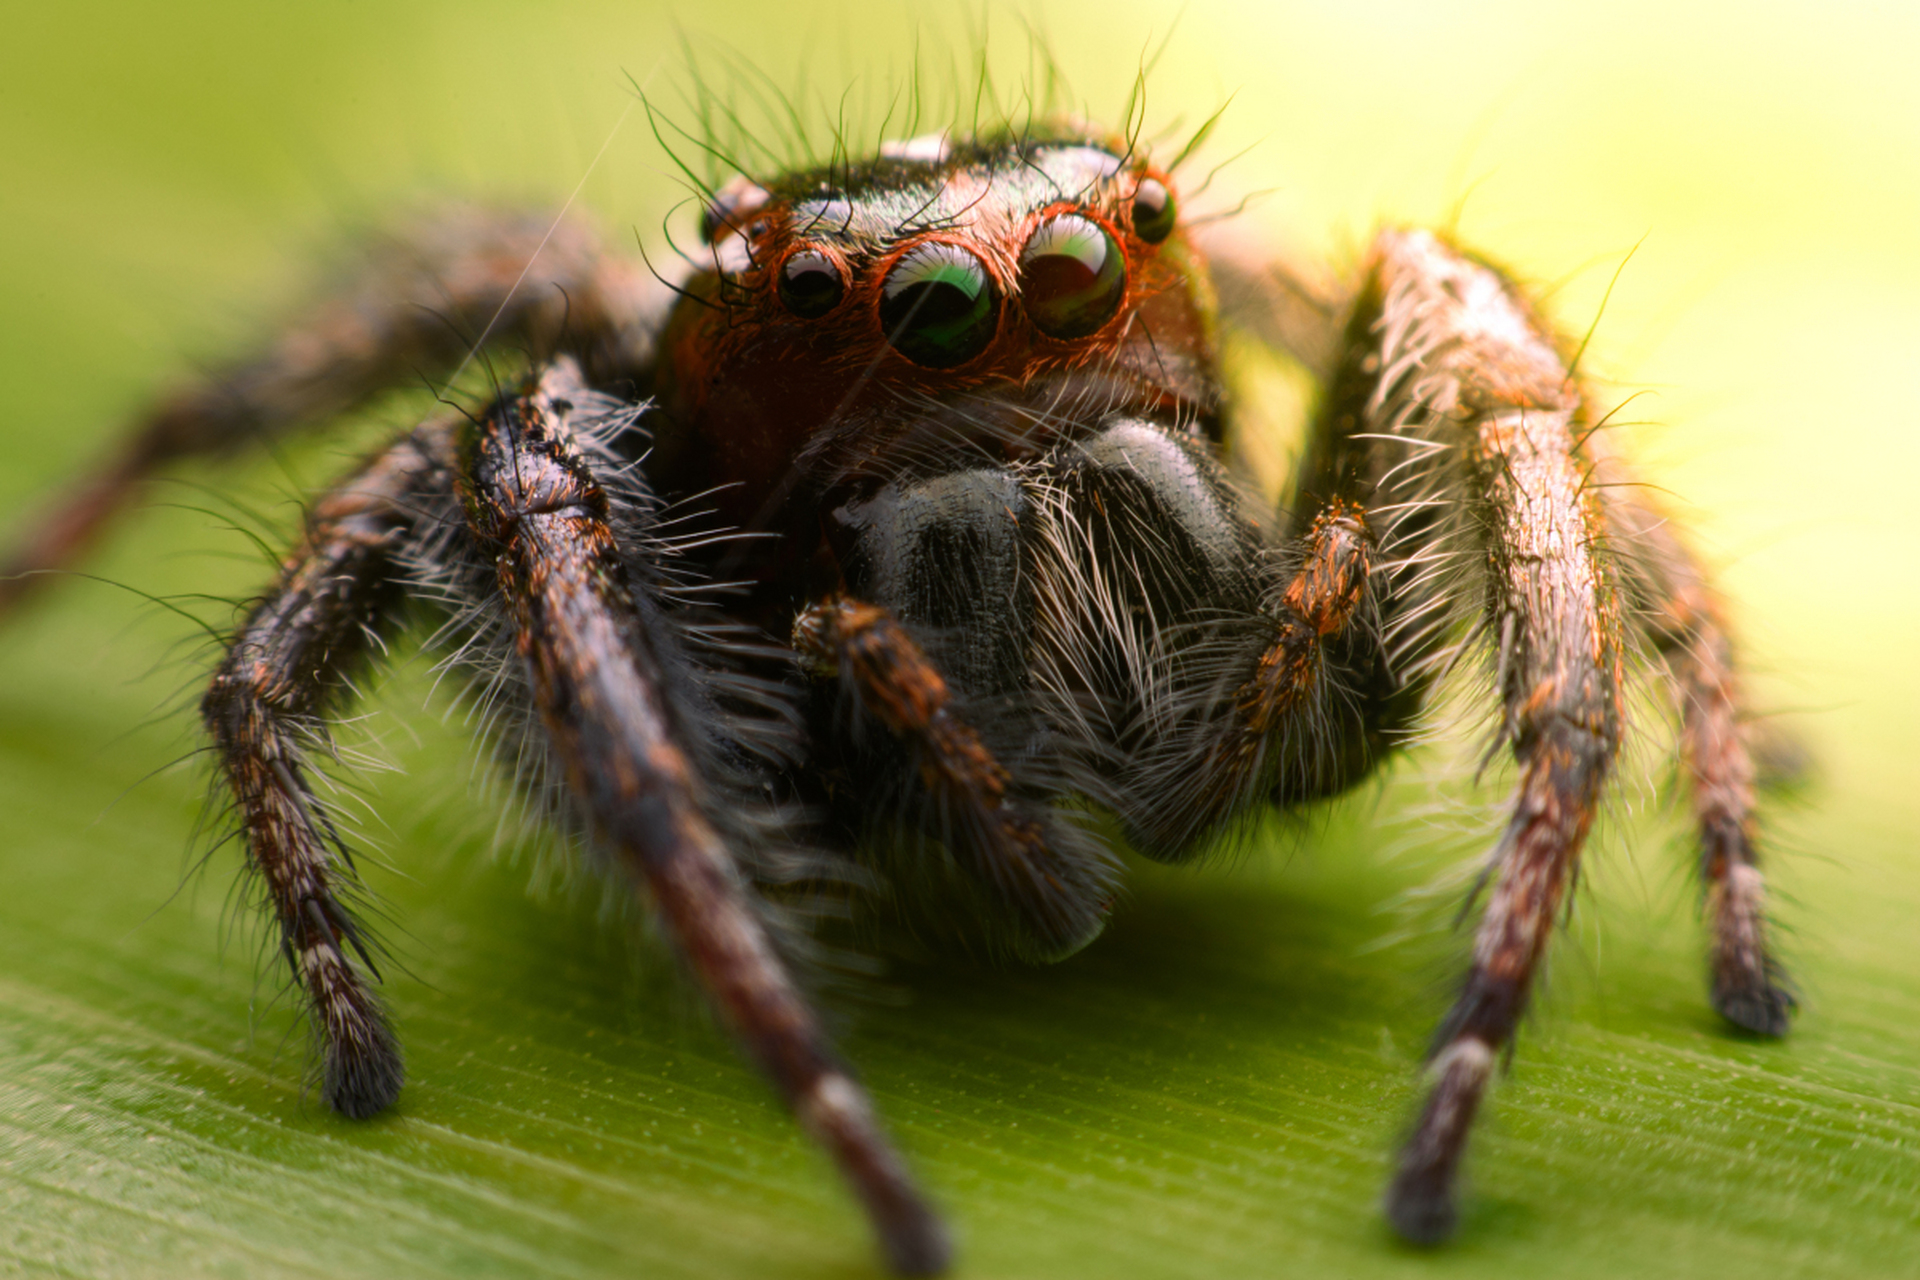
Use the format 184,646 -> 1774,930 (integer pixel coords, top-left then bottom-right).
1020,213 -> 1126,340
1130,177 -> 1176,244
701,178 -> 771,244
879,242 -> 998,367
778,248 -> 845,319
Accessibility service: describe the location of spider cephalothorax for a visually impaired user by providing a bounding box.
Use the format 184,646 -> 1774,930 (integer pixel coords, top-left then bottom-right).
0,119 -> 1795,1276
648,128 -> 1219,604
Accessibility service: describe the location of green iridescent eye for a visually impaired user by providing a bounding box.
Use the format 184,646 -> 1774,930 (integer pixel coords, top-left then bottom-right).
879,242 -> 998,367
777,248 -> 845,319
1130,177 -> 1176,244
1020,213 -> 1126,339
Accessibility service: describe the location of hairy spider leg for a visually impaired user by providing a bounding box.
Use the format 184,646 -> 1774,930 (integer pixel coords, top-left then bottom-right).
459,360 -> 948,1278
200,420 -> 456,1116
1297,230 -> 1629,1242
1184,499 -> 1376,828
794,596 -> 1116,962
1016,418 -> 1382,857
0,208 -> 661,616
796,427 -> 1377,959
1587,437 -> 1796,1035
796,467 -> 1119,961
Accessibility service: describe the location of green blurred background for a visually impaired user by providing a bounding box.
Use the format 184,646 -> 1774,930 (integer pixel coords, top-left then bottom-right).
1,1 -> 1915,1276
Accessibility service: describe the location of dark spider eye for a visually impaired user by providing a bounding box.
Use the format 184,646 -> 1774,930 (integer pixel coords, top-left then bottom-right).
1130,177 -> 1176,244
778,248 -> 845,318
1020,213 -> 1126,340
701,178 -> 770,244
879,242 -> 998,367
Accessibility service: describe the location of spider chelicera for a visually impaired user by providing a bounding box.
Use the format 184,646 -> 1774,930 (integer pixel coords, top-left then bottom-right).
0,122 -> 1796,1275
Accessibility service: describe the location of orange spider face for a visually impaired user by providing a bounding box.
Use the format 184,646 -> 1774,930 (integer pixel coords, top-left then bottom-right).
648,127 -> 1221,535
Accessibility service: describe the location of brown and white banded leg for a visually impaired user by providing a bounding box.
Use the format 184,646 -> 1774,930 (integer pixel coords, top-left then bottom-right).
1024,417 -> 1379,859
1193,500 -> 1374,817
459,360 -> 947,1277
1589,443 -> 1796,1035
1311,231 -> 1626,1242
201,420 -> 455,1117
0,207 -> 663,616
793,594 -> 1114,959
1103,493 -> 1377,854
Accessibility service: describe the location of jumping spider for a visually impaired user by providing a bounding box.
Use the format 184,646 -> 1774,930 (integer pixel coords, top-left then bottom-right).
0,122 -> 1796,1275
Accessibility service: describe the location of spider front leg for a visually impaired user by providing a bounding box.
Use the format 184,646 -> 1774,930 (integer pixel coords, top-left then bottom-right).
458,360 -> 948,1278
0,206 -> 662,616
201,419 -> 456,1116
794,468 -> 1118,960
1297,230 -> 1629,1242
1197,499 -> 1376,808
1023,417 -> 1384,855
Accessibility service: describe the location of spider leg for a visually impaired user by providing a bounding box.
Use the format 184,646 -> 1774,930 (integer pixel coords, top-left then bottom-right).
201,418 -> 457,1117
794,594 -> 1115,960
1017,417 -> 1385,859
458,359 -> 948,1278
796,467 -> 1117,960
1587,443 -> 1796,1034
1293,230 -> 1626,1242
1180,498 -> 1376,836
0,206 -> 663,616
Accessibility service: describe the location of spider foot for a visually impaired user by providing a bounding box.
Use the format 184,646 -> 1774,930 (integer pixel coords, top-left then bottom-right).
1385,1036 -> 1491,1246
1707,862 -> 1795,1037
881,1214 -> 952,1278
322,1026 -> 404,1119
315,977 -> 405,1118
1712,970 -> 1797,1038
1385,1168 -> 1457,1247
795,1069 -> 951,1276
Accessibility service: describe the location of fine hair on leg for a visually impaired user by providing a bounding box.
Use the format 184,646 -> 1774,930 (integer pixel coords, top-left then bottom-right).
1287,230 -> 1627,1242
1584,433 -> 1796,1035
457,357 -> 949,1277
200,419 -> 459,1117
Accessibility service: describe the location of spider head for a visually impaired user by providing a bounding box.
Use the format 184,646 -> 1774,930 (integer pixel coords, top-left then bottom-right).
648,126 -> 1222,532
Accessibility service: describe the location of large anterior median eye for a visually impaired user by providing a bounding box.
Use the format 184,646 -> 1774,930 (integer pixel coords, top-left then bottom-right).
1020,213 -> 1125,339
879,242 -> 998,367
